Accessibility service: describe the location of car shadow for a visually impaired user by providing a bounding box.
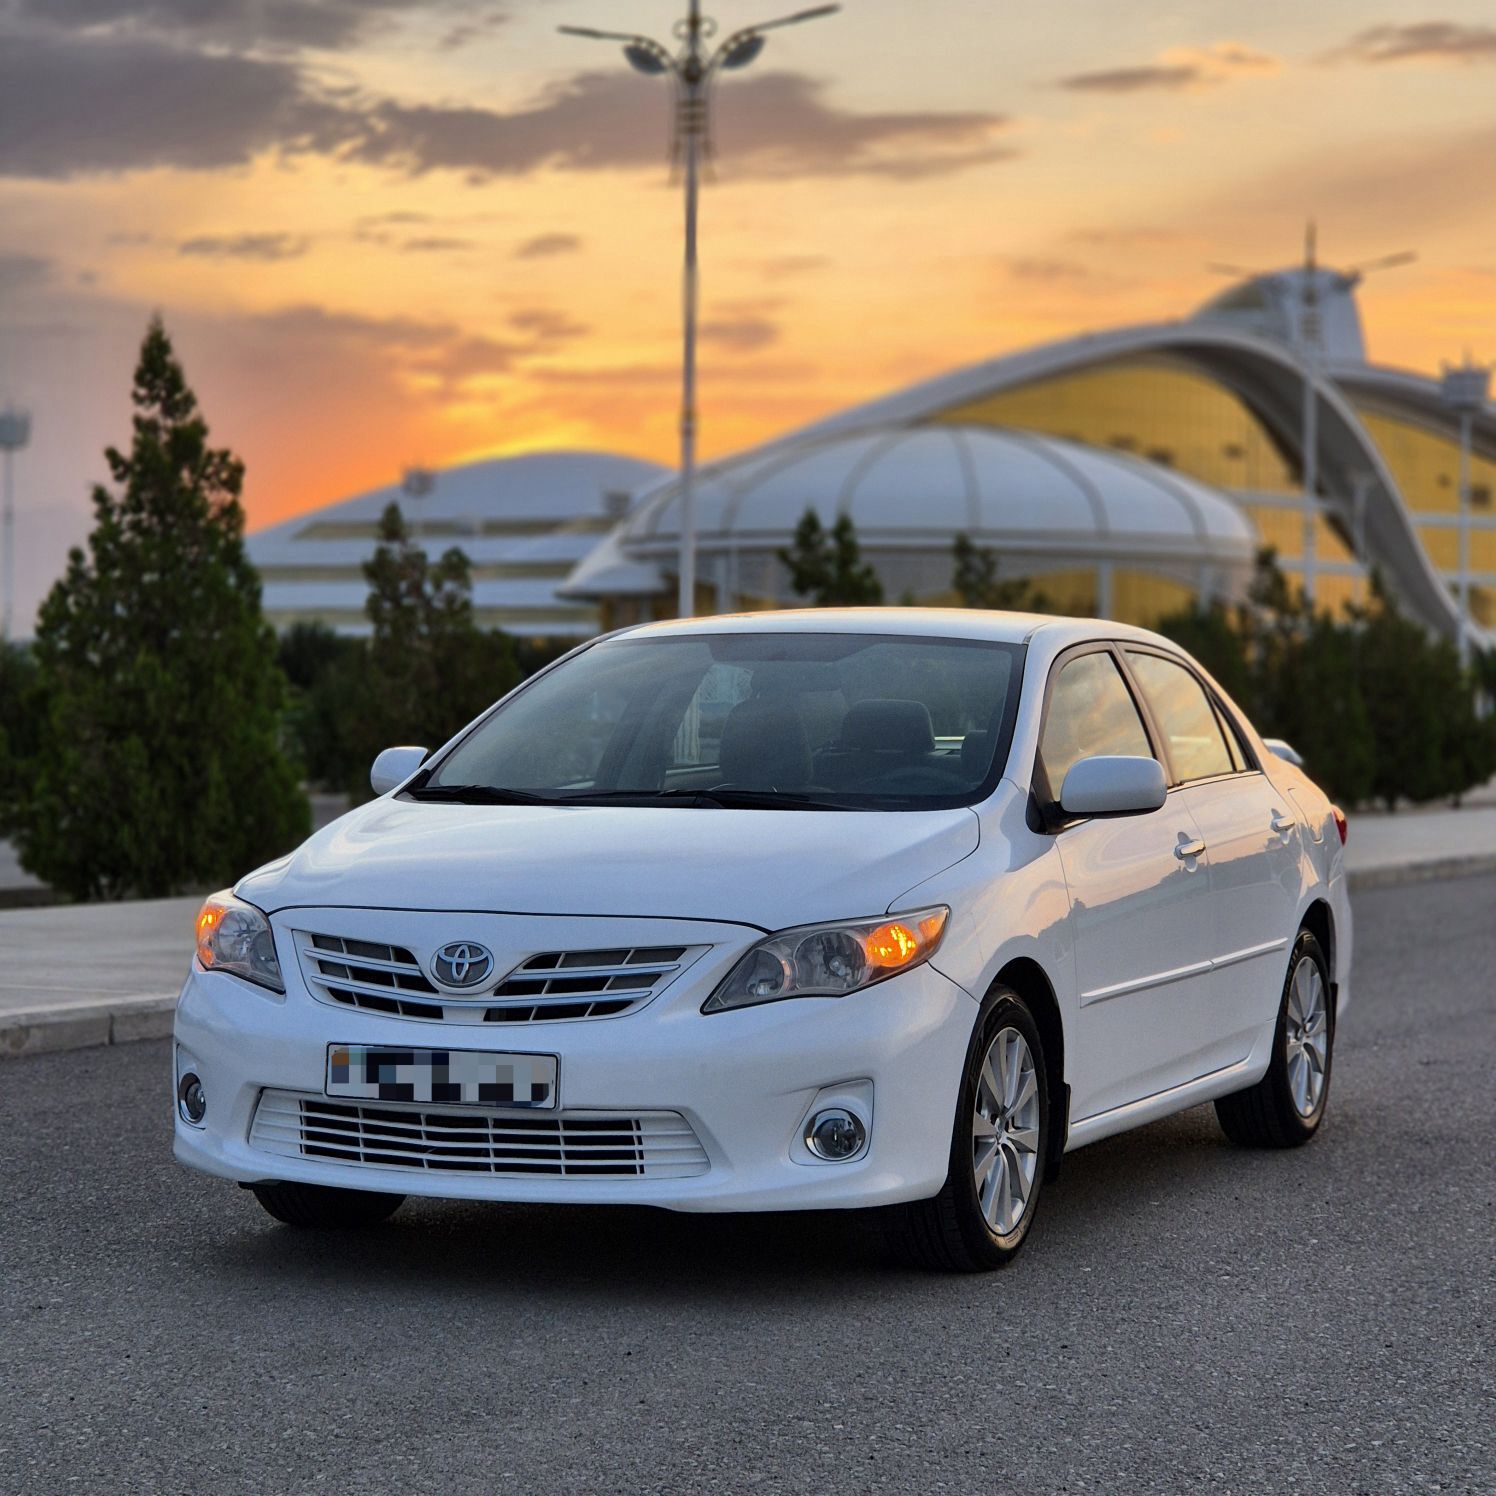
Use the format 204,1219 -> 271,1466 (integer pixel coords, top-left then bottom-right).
202,1102 -> 1299,1301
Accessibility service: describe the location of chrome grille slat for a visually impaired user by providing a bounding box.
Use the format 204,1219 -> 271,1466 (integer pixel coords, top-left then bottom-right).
293,931 -> 703,1025
249,1091 -> 709,1179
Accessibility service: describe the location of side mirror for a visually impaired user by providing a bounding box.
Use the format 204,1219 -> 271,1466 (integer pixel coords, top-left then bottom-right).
370,745 -> 428,796
1262,737 -> 1304,767
1059,755 -> 1167,817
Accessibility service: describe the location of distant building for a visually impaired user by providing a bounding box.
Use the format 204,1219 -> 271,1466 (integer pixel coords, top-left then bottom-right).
247,450 -> 669,639
563,266 -> 1495,645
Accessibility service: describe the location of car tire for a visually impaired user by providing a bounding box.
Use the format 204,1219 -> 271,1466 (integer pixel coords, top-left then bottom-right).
1215,929 -> 1334,1149
249,1180 -> 405,1228
889,987 -> 1049,1272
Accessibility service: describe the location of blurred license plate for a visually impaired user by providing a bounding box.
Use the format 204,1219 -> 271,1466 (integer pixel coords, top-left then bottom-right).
326,1046 -> 557,1109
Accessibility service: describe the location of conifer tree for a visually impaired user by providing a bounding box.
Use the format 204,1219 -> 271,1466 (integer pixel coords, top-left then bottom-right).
13,319 -> 308,899
951,533 -> 1051,612
353,503 -> 520,793
779,508 -> 883,606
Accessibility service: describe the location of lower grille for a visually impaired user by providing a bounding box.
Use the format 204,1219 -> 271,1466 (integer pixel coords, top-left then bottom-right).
249,1090 -> 710,1180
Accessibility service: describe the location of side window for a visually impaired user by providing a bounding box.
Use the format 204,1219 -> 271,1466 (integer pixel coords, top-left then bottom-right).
1126,652 -> 1235,783
1213,701 -> 1246,773
1039,651 -> 1154,795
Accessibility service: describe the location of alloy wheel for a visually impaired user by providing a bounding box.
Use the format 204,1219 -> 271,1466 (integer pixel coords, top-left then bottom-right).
972,1025 -> 1041,1236
1285,955 -> 1330,1118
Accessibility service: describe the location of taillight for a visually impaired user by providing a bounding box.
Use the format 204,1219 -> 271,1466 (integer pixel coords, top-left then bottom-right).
1331,805 -> 1348,845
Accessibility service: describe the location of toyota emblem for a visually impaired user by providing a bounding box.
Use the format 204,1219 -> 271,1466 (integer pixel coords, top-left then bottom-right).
431,941 -> 495,989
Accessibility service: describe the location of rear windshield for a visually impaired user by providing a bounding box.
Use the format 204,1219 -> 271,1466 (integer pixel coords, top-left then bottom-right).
420,632 -> 1024,810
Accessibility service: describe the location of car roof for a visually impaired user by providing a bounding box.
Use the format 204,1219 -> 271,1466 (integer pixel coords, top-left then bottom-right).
615,606 -> 1181,654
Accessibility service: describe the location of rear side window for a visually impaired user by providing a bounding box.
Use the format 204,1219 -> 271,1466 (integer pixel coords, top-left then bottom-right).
1126,651 -> 1235,783
1039,651 -> 1153,794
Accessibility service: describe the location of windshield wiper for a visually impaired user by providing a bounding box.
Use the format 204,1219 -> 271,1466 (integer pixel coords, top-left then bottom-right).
562,787 -> 864,812
403,784 -> 558,806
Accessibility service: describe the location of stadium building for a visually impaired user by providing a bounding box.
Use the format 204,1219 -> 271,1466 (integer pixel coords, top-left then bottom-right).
246,450 -> 669,639
562,262 -> 1495,648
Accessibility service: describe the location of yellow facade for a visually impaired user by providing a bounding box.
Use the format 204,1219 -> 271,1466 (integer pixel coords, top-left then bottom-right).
932,358 -> 1301,495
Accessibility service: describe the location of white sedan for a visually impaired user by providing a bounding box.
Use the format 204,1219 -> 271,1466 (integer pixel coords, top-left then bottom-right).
174,609 -> 1350,1270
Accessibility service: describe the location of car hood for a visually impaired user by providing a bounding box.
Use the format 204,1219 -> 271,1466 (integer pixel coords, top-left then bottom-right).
237,798 -> 981,930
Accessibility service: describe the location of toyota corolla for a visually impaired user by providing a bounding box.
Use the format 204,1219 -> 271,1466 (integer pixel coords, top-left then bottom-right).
174,609 -> 1350,1270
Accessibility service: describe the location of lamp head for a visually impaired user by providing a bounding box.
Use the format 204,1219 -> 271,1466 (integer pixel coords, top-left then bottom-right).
624,41 -> 670,74
719,32 -> 766,68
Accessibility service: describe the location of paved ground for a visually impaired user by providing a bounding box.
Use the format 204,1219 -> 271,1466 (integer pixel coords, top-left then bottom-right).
1,872 -> 1491,1494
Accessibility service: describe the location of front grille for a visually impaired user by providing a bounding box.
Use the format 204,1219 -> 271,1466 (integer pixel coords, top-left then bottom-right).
250,1091 -> 709,1179
294,933 -> 696,1024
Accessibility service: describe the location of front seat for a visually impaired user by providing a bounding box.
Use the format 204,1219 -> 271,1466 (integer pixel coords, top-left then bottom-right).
818,698 -> 936,788
716,698 -> 813,790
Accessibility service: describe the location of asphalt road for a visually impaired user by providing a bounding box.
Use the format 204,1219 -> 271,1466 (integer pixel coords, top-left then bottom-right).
2,875 -> 1492,1495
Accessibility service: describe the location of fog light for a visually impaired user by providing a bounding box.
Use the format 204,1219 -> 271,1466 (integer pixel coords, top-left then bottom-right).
805,1107 -> 866,1161
178,1072 -> 206,1125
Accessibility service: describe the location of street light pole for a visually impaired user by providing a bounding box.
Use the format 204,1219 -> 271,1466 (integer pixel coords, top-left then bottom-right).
561,2 -> 839,619
678,0 -> 705,618
0,406 -> 31,643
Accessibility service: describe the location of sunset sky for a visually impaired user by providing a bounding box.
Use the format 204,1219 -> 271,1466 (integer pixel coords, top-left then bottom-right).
2,0 -> 1495,630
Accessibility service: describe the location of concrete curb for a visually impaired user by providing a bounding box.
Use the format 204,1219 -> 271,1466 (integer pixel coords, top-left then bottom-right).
0,996 -> 176,1059
1345,853 -> 1496,892
2,855 -> 1494,1062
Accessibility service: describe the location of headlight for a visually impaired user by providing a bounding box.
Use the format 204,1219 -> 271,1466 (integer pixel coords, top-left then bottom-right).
704,907 -> 949,1013
194,890 -> 283,993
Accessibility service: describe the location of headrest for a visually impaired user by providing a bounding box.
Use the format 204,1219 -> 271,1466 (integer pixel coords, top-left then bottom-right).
838,699 -> 935,755
960,730 -> 991,778
717,698 -> 812,789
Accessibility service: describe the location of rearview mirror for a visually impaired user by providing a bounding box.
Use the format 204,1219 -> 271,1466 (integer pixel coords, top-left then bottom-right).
1262,737 -> 1304,767
1059,755 -> 1167,817
370,745 -> 428,796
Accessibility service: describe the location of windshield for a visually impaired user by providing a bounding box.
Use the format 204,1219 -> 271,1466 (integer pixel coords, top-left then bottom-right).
416,631 -> 1024,810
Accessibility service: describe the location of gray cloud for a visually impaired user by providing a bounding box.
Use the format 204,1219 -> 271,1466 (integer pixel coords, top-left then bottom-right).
437,7 -> 509,52
514,232 -> 582,259
357,211 -> 432,227
1058,63 -> 1203,93
699,315 -> 780,354
178,231 -> 309,260
399,236 -> 475,253
1058,44 -> 1276,94
246,301 -> 595,391
507,308 -> 589,343
0,23 -> 1012,184
1068,225 -> 1188,247
1321,22 -> 1496,65
1003,256 -> 1093,282
11,0 -> 478,52
758,254 -> 830,279
248,304 -> 527,392
335,69 -> 1015,182
0,250 -> 52,292
0,31 -> 347,177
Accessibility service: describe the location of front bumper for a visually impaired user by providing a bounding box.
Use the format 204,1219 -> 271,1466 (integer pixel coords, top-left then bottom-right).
172,919 -> 977,1213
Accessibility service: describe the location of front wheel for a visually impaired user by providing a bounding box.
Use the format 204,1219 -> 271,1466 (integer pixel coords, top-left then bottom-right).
250,1180 -> 405,1228
1215,930 -> 1334,1148
890,989 -> 1049,1272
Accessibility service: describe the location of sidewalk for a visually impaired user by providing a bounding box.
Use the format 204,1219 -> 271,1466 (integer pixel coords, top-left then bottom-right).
2,804 -> 1495,1059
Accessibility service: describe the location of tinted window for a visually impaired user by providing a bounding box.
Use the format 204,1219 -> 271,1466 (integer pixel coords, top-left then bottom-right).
423,632 -> 1024,810
1039,651 -> 1153,793
1126,651 -> 1235,783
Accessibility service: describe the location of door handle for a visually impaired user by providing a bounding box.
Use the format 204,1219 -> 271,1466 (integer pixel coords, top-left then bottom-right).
1175,838 -> 1207,861
1270,812 -> 1295,835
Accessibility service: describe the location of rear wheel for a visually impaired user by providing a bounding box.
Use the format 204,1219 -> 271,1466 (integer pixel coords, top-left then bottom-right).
250,1180 -> 405,1228
890,988 -> 1049,1272
1215,930 -> 1333,1148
